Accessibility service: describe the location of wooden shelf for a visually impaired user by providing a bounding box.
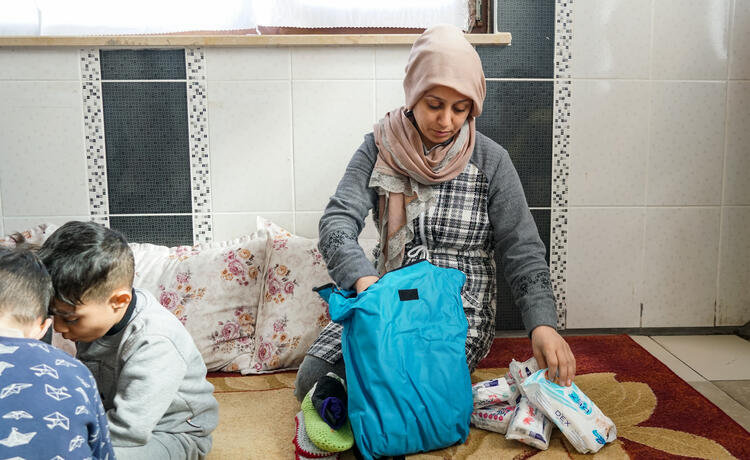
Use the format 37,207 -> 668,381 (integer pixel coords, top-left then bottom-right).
0,33 -> 511,47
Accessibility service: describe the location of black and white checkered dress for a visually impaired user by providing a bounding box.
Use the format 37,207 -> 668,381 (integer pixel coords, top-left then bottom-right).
310,162 -> 497,371
309,132 -> 556,372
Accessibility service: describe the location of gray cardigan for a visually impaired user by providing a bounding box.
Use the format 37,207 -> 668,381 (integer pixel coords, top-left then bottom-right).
317,131 -> 558,336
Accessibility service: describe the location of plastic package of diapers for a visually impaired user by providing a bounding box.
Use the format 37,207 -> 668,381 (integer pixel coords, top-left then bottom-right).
508,357 -> 540,392
472,377 -> 519,409
521,369 -> 617,453
505,395 -> 553,450
470,403 -> 515,434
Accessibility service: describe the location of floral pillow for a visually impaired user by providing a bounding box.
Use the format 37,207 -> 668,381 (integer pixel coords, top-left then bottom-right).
247,217 -> 333,374
0,223 -> 59,248
131,232 -> 268,373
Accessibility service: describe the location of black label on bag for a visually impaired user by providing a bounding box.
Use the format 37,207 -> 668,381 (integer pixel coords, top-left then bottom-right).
398,289 -> 419,301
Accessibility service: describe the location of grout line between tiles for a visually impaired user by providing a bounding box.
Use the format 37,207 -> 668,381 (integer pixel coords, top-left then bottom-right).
648,336 -> 711,381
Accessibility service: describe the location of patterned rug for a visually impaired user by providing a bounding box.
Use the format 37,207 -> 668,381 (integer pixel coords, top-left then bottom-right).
206,335 -> 750,459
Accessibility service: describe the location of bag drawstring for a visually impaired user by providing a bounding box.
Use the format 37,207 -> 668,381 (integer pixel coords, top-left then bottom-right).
406,211 -> 430,261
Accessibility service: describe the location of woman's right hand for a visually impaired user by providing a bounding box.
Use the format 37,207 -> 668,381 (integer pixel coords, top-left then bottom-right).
354,275 -> 379,294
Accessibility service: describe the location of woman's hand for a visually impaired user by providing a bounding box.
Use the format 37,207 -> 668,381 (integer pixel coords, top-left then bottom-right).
354,275 -> 379,294
531,325 -> 576,386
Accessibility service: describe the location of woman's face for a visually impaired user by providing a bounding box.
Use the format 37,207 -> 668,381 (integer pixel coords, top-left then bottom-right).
412,85 -> 472,149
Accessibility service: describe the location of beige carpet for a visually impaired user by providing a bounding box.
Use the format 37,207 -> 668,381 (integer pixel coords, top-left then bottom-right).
206,335 -> 750,459
206,368 -> 558,460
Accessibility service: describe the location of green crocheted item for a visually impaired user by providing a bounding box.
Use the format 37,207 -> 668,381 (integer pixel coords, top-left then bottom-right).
301,391 -> 353,453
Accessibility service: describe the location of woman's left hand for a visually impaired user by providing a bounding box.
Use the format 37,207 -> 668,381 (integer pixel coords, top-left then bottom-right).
531,325 -> 576,386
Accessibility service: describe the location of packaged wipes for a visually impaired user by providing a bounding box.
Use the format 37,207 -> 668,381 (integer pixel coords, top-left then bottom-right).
521,369 -> 617,453
505,395 -> 553,450
472,377 -> 518,409
507,357 -> 540,394
470,403 -> 515,434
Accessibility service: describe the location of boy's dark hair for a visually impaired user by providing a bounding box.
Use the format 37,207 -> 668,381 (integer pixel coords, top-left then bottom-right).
0,245 -> 54,324
39,221 -> 134,306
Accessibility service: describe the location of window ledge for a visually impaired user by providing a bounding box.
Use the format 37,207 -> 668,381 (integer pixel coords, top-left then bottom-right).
0,33 -> 510,47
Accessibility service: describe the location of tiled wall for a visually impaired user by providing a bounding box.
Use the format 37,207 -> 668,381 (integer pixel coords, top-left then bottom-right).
0,0 -> 748,330
566,0 -> 749,328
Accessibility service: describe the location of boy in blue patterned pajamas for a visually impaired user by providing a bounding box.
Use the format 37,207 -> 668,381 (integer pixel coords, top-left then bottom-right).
0,244 -> 116,459
39,221 -> 219,460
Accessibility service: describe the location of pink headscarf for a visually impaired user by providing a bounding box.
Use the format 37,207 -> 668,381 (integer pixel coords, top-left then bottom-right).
370,24 -> 487,274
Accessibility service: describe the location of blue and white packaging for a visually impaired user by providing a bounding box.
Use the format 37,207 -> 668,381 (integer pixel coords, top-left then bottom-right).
470,403 -> 515,434
472,377 -> 518,409
521,369 -> 617,453
508,357 -> 540,394
505,395 -> 553,450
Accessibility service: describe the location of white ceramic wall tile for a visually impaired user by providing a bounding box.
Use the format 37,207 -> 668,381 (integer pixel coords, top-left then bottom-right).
295,211 -> 379,240
3,216 -> 90,234
291,47 -> 374,80
294,212 -> 323,239
211,212 -> 294,242
208,81 -> 293,213
205,48 -> 290,80
718,206 -> 750,325
642,207 -> 720,327
648,82 -> 726,206
374,46 -> 411,79
292,80 -> 374,211
0,82 -> 89,217
566,208 -> 645,328
730,0 -> 750,78
375,80 -> 405,120
651,0 -> 731,80
723,81 -> 750,205
569,80 -> 649,206
0,48 -> 80,81
570,0 -> 651,79
652,335 -> 750,380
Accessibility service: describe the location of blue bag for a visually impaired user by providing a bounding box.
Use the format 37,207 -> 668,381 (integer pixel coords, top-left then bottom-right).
316,260 -> 473,460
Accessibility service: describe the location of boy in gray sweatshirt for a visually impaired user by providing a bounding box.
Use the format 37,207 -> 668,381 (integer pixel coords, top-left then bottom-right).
40,221 -> 218,460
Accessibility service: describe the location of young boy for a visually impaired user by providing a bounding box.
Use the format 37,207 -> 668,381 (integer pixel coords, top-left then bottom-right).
0,245 -> 115,459
39,221 -> 219,460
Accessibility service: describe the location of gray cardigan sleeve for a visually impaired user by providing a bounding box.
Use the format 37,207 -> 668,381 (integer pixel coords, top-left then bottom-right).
486,144 -> 559,334
318,133 -> 381,290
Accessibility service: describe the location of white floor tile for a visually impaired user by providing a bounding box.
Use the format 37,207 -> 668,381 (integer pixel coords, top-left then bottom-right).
651,335 -> 750,380
629,335 -> 707,383
689,381 -> 750,432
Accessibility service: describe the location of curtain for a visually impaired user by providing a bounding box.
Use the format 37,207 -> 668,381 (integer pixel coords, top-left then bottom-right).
0,0 -> 471,36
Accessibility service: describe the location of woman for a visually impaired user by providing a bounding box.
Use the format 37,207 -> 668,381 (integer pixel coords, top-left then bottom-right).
295,24 -> 575,402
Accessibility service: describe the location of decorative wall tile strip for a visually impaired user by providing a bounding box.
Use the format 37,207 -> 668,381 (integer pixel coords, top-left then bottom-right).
193,214 -> 213,246
80,48 -> 109,228
551,0 -> 574,328
550,208 -> 568,328
186,48 -> 213,243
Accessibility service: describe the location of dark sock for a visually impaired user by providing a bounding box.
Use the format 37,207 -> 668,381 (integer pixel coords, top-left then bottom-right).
311,374 -> 347,429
